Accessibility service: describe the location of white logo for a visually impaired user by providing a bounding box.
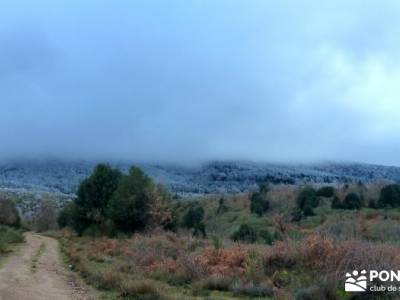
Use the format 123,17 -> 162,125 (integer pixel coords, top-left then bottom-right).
345,270 -> 367,292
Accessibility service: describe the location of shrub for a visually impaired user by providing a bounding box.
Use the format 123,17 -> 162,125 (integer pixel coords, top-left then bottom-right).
342,193 -> 363,210
316,186 -> 335,198
216,197 -> 228,214
331,196 -> 342,209
231,224 -> 258,243
0,198 -> 20,227
250,184 -> 270,216
297,187 -> 318,210
0,226 -> 24,253
296,187 -> 318,217
379,184 -> 400,208
182,204 -> 206,237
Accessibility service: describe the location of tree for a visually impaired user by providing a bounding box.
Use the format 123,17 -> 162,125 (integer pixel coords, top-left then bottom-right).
73,164 -> 122,234
57,202 -> 77,229
34,200 -> 58,232
107,167 -> 154,233
297,187 -> 318,210
331,196 -> 343,209
342,193 -> 363,210
250,184 -> 270,216
182,204 -> 206,237
379,184 -> 400,208
316,186 -> 335,198
0,198 -> 20,228
231,224 -> 258,243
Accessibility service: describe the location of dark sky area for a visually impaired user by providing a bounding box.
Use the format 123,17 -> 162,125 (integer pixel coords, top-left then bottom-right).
1,1 -> 400,165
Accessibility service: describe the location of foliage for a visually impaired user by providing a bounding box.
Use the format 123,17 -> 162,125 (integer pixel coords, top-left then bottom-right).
250,183 -> 270,216
296,187 -> 318,218
379,184 -> 400,208
57,202 -> 76,229
0,226 -> 24,253
342,192 -> 363,210
231,224 -> 258,243
182,204 -> 206,237
73,164 -> 122,234
0,198 -> 20,228
316,186 -> 335,198
331,196 -> 342,209
107,167 -> 154,233
216,197 -> 228,215
60,164 -> 174,236
34,199 -> 58,232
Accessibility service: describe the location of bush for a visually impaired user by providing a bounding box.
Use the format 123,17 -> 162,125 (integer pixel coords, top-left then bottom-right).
331,196 -> 342,209
342,193 -> 363,210
216,197 -> 228,215
107,167 -> 154,233
182,204 -> 206,237
231,224 -> 258,243
296,187 -> 318,217
0,198 -> 20,228
250,184 -> 270,216
0,226 -> 24,253
316,186 -> 335,198
379,184 -> 400,208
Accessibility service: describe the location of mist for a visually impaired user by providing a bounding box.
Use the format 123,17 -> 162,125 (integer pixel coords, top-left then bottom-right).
1,1 -> 400,165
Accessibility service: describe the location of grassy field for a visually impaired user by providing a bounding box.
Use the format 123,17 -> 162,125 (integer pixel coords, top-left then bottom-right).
58,183 -> 400,300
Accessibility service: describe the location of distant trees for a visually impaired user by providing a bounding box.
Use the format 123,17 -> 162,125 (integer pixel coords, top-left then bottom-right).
250,184 -> 270,216
0,198 -> 20,228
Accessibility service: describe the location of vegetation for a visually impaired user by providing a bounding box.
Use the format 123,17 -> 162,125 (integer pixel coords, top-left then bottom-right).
59,164 -> 173,236
316,186 -> 335,197
0,198 -> 20,228
379,184 -> 400,208
250,184 -> 270,216
182,203 -> 206,237
0,226 -> 24,254
55,166 -> 400,299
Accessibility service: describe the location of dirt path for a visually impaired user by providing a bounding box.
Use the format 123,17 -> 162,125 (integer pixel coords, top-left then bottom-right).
0,233 -> 97,300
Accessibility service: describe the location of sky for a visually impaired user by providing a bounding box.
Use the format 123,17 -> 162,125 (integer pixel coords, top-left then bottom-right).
1,1 -> 400,165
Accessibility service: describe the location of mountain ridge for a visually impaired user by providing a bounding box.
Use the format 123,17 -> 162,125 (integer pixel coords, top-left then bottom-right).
0,160 -> 399,196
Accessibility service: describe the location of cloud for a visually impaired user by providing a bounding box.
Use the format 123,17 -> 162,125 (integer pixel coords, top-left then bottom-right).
0,1 -> 399,165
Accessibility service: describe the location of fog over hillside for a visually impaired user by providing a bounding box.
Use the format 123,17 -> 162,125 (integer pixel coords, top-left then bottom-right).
1,1 -> 400,166
1,160 -> 399,197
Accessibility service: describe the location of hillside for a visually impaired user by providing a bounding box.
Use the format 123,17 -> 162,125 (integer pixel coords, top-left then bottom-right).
0,160 -> 399,197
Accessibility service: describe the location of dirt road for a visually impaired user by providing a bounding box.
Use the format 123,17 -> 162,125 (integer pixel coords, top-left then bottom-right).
0,233 -> 97,300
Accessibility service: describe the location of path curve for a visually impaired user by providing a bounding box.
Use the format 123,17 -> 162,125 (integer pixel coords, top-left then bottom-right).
0,232 -> 96,300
